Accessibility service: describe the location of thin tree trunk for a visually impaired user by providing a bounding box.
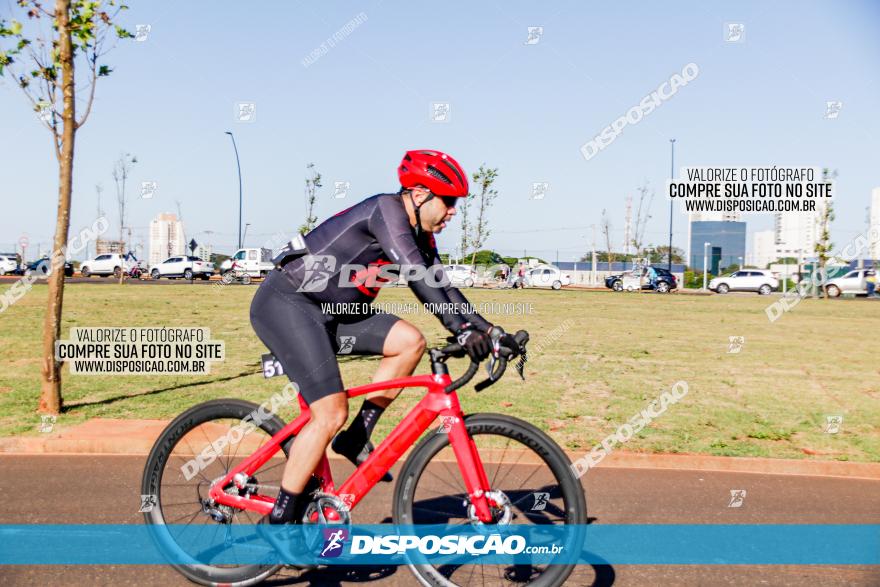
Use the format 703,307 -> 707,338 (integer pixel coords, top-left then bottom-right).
39,0 -> 74,415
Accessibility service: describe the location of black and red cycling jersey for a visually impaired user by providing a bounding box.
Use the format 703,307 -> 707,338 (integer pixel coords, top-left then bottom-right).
280,193 -> 491,334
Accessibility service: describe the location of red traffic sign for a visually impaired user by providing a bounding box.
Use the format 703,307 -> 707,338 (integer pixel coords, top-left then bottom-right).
18,235 -> 29,249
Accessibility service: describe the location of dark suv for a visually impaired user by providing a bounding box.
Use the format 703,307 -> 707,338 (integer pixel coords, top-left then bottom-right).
605,266 -> 678,293
25,257 -> 75,277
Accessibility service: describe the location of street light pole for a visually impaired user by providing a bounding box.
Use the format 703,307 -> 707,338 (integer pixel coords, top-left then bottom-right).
243,223 -> 251,247
668,139 -> 676,271
224,131 -> 243,250
703,241 -> 711,290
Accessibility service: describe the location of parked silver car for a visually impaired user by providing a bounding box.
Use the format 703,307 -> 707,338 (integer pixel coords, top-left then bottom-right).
443,264 -> 477,288
824,269 -> 875,297
709,269 -> 778,295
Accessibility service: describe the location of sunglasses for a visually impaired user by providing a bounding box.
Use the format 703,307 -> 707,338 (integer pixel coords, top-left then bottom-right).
437,195 -> 459,208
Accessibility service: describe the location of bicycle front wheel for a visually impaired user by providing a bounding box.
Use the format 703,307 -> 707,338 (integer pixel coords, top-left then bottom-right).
393,413 -> 587,587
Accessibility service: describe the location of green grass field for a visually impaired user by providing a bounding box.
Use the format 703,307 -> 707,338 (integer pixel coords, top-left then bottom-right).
1,282 -> 878,462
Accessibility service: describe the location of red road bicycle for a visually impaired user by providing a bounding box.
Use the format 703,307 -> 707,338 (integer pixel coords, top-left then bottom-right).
142,330 -> 587,586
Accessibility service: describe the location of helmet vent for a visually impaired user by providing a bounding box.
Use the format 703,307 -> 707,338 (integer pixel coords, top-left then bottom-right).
440,159 -> 465,185
426,166 -> 453,184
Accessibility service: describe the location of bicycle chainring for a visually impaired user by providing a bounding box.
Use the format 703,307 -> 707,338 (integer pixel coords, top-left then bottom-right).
301,492 -> 353,526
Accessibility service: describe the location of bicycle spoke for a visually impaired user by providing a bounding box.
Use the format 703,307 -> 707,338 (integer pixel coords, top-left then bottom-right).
488,436 -> 513,489
490,445 -> 530,491
168,508 -> 203,525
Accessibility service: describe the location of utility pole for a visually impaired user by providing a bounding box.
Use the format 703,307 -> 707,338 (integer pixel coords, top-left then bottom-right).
94,184 -> 103,260
668,139 -> 676,271
224,131 -> 243,250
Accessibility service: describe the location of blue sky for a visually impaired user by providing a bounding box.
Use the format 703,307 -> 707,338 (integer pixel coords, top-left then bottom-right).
1,0 -> 878,261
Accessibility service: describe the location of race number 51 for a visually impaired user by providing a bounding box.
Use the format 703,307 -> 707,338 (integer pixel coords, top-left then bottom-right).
261,353 -> 284,378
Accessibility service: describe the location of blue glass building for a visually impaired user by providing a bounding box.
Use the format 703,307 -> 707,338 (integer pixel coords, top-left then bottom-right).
689,221 -> 747,272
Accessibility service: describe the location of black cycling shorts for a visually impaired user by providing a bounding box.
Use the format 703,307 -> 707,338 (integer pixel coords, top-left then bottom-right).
250,269 -> 401,405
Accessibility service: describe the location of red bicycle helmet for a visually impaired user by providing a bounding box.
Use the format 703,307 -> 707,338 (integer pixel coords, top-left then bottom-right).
398,150 -> 469,197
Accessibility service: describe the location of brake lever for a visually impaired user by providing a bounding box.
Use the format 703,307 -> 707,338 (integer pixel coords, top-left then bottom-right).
486,328 -> 503,377
515,349 -> 527,380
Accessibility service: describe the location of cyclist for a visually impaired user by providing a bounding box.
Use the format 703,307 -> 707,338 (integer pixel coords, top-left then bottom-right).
250,149 -> 516,528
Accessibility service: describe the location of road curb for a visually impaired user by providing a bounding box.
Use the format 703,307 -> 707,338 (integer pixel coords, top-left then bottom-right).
1,419 -> 878,480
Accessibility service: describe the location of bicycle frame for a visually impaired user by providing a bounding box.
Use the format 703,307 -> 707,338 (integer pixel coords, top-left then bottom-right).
207,370 -> 498,522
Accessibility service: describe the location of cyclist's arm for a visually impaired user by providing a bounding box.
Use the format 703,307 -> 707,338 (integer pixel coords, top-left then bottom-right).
371,197 -> 468,334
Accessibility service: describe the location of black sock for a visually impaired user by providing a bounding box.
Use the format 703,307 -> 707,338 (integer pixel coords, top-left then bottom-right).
269,487 -> 300,524
337,399 -> 385,456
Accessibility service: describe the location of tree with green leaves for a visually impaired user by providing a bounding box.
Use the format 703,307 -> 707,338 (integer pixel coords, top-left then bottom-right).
1,0 -> 132,414
299,162 -> 321,234
467,164 -> 499,267
646,245 -> 684,264
601,208 -> 614,267
457,189 -> 471,261
813,168 -> 837,299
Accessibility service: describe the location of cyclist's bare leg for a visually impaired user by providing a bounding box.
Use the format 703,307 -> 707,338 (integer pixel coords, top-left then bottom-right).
280,391 -> 347,492
365,320 -> 426,407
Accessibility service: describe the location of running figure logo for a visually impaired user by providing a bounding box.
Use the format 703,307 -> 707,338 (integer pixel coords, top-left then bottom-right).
438,416 -> 456,433
139,494 -> 157,513
724,23 -> 745,42
824,101 -> 843,120
824,415 -> 843,434
298,255 -> 336,293
727,489 -> 747,508
524,26 -> 543,45
338,336 -> 356,355
727,336 -> 744,354
39,415 -> 56,433
531,492 -> 550,511
320,528 -> 348,558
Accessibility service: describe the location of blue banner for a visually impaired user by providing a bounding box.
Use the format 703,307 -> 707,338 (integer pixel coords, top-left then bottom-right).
0,524 -> 877,566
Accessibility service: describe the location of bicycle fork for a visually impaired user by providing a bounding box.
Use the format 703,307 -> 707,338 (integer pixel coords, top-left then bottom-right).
444,412 -> 496,523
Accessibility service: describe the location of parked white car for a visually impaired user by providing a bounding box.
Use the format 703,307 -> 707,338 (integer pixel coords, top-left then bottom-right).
219,248 -> 274,278
824,268 -> 875,297
150,256 -> 214,280
523,265 -> 571,290
0,254 -> 19,275
80,253 -> 136,278
709,269 -> 778,295
444,264 -> 477,288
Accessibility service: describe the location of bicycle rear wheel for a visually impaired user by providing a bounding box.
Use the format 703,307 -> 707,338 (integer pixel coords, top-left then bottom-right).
393,413 -> 587,587
141,399 -> 293,586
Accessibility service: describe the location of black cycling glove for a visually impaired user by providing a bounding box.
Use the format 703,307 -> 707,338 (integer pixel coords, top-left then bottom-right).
455,323 -> 492,362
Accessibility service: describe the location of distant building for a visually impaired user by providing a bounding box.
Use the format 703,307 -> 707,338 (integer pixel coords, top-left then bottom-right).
149,213 -> 185,266
773,200 -> 827,262
193,243 -> 213,261
685,211 -> 742,268
95,239 -> 126,255
870,187 -> 880,261
749,230 -> 776,268
689,221 -> 746,273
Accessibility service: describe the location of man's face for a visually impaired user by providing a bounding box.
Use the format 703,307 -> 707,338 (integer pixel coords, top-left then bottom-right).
413,188 -> 457,233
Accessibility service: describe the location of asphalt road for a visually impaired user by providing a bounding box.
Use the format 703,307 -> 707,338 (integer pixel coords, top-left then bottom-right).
1,455 -> 878,586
